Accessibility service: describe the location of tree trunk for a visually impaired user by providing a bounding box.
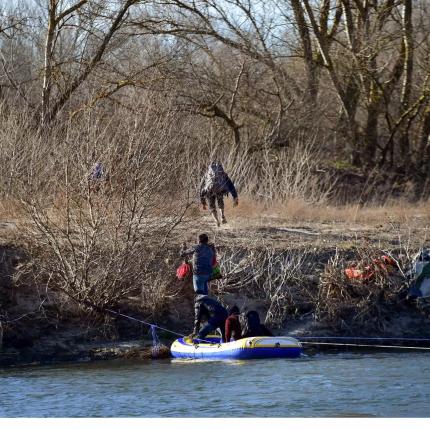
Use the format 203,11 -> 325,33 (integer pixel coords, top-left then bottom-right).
364,103 -> 379,166
419,108 -> 430,170
41,0 -> 57,127
399,0 -> 413,167
290,0 -> 319,103
43,0 -> 133,125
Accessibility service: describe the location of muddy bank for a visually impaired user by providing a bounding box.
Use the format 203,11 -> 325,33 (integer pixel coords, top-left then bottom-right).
0,340 -> 154,367
2,306 -> 430,367
2,216 -> 430,367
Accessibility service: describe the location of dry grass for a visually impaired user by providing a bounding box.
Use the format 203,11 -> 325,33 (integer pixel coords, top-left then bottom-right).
230,195 -> 430,226
0,198 -> 26,221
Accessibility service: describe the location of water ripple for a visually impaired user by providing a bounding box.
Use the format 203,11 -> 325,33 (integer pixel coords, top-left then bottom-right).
1,352 -> 429,417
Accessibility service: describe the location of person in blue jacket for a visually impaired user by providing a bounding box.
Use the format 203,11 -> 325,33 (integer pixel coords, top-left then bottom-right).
180,233 -> 215,295
200,161 -> 238,227
191,294 -> 228,342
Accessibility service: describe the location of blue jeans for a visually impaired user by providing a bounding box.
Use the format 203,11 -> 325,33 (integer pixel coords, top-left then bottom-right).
193,274 -> 211,295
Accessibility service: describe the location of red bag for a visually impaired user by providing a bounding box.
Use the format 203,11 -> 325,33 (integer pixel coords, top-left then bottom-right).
176,262 -> 192,280
345,267 -> 373,280
345,255 -> 396,281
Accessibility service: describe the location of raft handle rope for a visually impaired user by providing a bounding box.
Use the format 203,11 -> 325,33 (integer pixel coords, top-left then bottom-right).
105,308 -> 185,338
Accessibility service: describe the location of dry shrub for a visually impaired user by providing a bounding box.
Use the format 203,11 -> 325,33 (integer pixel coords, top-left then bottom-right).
10,103 -> 192,312
247,137 -> 334,204
178,126 -> 333,208
0,105 -> 35,198
138,257 -> 181,319
316,248 -> 408,333
215,246 -> 318,326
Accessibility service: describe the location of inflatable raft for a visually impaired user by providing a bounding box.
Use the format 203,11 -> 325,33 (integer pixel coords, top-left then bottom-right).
170,336 -> 302,360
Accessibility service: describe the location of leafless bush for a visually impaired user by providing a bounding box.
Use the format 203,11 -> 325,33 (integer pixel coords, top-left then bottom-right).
11,103 -> 192,312
138,257 -> 181,319
0,103 -> 36,197
248,136 -> 334,204
315,248 -> 408,333
214,246 -> 318,326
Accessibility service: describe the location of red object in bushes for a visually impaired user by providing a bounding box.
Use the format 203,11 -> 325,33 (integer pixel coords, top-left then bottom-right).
176,262 -> 192,280
345,255 -> 397,280
345,267 -> 373,280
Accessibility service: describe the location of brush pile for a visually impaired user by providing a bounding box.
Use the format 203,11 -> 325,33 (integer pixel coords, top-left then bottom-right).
315,248 -> 408,333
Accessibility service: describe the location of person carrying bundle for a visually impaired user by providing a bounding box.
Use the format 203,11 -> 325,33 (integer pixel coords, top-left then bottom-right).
180,233 -> 216,295
200,161 -> 238,227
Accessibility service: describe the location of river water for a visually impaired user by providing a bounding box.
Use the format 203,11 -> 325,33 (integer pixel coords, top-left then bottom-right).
0,352 -> 429,417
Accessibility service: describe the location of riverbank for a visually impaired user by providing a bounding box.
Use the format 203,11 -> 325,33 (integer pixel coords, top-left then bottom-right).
1,201 -> 430,367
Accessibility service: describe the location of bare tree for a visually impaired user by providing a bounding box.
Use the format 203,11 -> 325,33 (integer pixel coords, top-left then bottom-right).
39,0 -> 143,125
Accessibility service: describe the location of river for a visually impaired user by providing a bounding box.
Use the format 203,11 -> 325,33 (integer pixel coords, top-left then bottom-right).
0,352 -> 429,417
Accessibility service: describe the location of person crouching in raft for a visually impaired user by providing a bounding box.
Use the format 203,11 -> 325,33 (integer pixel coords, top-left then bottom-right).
190,294 -> 228,342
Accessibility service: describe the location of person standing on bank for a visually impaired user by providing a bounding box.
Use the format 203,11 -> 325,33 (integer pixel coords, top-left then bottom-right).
180,233 -> 215,295
200,161 -> 238,227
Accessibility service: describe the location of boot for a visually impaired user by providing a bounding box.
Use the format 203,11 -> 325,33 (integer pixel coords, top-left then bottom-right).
221,209 -> 227,224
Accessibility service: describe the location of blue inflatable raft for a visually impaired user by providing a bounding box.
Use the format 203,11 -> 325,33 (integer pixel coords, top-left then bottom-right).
170,336 -> 302,360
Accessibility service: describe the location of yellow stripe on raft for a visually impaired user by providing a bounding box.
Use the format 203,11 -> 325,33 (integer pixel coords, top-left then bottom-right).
183,336 -> 301,349
243,337 -> 301,348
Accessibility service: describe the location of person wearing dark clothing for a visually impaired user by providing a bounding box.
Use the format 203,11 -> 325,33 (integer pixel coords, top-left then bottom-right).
192,294 -> 228,342
225,305 -> 242,342
181,233 -> 215,295
89,161 -> 106,192
241,310 -> 273,338
200,162 -> 238,227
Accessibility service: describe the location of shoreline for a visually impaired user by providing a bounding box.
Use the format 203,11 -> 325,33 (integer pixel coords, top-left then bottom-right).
2,212 -> 430,368
3,320 -> 430,368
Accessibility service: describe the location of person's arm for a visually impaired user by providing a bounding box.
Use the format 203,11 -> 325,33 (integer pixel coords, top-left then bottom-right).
193,301 -> 202,335
226,177 -> 238,203
180,245 -> 196,258
415,262 -> 430,286
209,243 -> 217,265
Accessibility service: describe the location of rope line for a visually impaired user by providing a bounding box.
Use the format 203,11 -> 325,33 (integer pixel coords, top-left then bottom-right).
105,308 -> 185,337
300,341 -> 430,350
298,336 -> 430,342
104,308 -> 218,344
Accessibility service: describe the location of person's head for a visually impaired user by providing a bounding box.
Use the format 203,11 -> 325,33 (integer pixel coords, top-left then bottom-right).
246,310 -> 261,324
198,233 -> 209,244
229,305 -> 240,316
207,161 -> 224,177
